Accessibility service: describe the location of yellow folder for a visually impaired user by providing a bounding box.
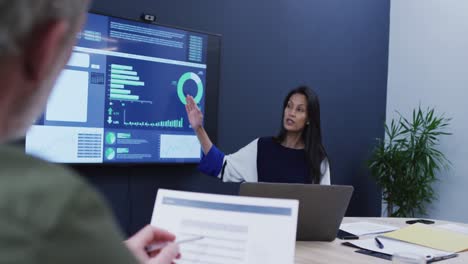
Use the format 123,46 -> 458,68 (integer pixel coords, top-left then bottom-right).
383,223 -> 468,252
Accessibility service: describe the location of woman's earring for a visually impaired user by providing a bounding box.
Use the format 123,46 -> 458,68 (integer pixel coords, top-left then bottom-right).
306,122 -> 310,125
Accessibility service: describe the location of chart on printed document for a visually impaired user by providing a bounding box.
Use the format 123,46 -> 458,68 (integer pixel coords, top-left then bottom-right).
175,219 -> 248,263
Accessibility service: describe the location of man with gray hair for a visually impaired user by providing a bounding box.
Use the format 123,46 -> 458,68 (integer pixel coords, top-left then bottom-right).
0,1 -> 179,263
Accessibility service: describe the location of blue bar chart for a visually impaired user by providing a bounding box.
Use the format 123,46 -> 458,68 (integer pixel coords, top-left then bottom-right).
108,64 -> 148,103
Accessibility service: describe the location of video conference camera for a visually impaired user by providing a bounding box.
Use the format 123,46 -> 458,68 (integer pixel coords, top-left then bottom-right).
141,13 -> 156,23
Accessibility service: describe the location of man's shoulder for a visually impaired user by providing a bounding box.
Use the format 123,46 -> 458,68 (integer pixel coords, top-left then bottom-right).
0,145 -> 135,263
0,145 -> 94,240
0,146 -> 94,225
0,145 -> 85,194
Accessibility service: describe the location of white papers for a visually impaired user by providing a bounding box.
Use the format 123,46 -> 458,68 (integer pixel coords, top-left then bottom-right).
347,236 -> 454,261
151,189 -> 299,264
340,221 -> 399,236
437,224 -> 468,236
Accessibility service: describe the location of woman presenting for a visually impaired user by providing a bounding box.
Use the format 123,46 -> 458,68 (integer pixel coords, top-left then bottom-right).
185,86 -> 330,185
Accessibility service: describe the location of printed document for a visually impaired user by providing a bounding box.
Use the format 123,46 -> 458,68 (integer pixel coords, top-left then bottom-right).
151,189 -> 299,264
346,236 -> 455,261
340,221 -> 398,236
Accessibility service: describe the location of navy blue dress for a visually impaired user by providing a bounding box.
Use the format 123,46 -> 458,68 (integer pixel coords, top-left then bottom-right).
198,137 -> 311,184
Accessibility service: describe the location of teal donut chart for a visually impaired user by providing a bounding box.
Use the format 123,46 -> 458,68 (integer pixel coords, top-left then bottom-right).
177,72 -> 204,105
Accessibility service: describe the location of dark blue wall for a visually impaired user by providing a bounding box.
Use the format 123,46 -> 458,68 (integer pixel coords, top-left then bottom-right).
83,0 -> 390,236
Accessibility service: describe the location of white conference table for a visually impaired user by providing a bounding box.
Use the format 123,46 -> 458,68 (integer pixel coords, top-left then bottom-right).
295,217 -> 468,264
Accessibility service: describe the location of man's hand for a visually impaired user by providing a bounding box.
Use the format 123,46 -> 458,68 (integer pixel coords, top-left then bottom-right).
125,225 -> 179,264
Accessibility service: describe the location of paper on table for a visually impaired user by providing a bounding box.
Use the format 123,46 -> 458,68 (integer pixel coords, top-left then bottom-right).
383,223 -> 468,252
151,189 -> 299,264
339,221 -> 399,236
437,224 -> 468,236
345,236 -> 454,261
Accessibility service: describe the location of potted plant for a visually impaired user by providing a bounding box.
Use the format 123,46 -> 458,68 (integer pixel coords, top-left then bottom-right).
368,106 -> 451,217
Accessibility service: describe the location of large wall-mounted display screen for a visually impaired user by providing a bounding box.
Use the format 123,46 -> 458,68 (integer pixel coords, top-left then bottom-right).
25,12 -> 221,164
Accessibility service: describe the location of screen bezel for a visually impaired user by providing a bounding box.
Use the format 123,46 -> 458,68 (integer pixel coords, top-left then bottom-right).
21,10 -> 221,166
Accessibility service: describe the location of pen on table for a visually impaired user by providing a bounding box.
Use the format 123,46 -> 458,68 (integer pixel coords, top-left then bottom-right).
145,235 -> 204,254
374,237 -> 384,249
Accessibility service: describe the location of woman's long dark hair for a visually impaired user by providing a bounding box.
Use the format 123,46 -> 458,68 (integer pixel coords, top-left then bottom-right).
275,86 -> 329,184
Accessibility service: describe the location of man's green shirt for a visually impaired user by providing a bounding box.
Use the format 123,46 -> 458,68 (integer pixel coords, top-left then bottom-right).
0,146 -> 137,263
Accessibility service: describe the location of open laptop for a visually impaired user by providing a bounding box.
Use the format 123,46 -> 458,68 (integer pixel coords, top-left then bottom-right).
239,183 -> 353,241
